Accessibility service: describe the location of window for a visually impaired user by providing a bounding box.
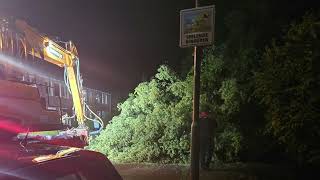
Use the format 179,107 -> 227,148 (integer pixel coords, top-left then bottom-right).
97,111 -> 102,117
102,111 -> 107,119
44,81 -> 50,95
53,83 -> 60,97
82,89 -> 87,101
102,94 -> 108,104
87,91 -> 92,102
60,85 -> 65,98
65,86 -> 70,98
105,94 -> 109,104
95,93 -> 101,103
61,85 -> 69,98
48,81 -> 54,96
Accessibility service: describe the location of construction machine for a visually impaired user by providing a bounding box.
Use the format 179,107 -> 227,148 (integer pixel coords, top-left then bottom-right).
14,19 -> 86,126
0,18 -> 103,147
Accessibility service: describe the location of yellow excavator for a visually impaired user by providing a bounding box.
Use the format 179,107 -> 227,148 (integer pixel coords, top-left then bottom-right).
15,19 -> 86,126
0,19 -> 105,146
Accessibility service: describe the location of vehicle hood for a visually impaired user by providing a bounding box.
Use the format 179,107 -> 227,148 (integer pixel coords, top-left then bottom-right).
0,142 -> 79,172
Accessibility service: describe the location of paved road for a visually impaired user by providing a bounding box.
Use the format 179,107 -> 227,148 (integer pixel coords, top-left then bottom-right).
115,164 -> 185,180
114,163 -> 294,180
115,164 -> 250,180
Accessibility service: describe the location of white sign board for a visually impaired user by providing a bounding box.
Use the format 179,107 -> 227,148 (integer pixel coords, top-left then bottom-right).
180,5 -> 215,48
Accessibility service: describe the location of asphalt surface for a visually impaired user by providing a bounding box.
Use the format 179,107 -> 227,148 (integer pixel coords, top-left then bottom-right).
114,163 -> 295,180
115,164 -> 185,180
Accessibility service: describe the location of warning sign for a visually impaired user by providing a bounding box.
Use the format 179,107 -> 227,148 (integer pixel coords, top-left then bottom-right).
180,5 -> 215,48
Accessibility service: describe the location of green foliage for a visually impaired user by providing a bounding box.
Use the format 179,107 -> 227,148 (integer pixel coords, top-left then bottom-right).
219,79 -> 240,115
255,14 -> 320,161
215,124 -> 243,162
199,46 -> 254,162
89,65 -> 192,163
89,47 -> 253,163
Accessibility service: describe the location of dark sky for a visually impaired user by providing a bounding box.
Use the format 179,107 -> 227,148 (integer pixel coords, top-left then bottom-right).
0,0 -> 193,100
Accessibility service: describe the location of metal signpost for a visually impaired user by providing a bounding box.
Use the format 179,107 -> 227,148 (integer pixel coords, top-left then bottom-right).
180,3 -> 215,180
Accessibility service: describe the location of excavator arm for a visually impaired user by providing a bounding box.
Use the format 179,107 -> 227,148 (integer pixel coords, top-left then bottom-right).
15,20 -> 85,126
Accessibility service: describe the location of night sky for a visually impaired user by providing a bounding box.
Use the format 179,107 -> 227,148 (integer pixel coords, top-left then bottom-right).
0,0 -> 194,101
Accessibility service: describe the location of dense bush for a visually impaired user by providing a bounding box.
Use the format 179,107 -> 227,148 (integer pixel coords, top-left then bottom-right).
200,47 -> 247,162
89,47 -> 251,163
255,14 -> 320,162
89,66 -> 192,163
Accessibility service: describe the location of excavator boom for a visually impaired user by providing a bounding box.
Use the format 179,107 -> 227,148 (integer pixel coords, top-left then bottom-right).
15,20 -> 85,126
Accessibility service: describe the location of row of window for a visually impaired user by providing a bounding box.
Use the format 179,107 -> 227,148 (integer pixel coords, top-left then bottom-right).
21,73 -> 110,105
82,89 -> 110,105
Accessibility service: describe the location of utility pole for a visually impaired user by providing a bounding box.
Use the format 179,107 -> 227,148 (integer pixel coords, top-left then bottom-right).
190,0 -> 201,180
179,2 -> 214,179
